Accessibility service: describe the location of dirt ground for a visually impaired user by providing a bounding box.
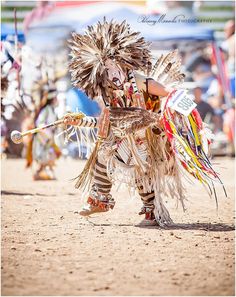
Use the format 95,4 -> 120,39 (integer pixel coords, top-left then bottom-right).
1,157 -> 235,296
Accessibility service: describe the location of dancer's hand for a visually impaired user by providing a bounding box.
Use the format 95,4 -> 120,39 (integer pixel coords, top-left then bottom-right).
63,113 -> 83,126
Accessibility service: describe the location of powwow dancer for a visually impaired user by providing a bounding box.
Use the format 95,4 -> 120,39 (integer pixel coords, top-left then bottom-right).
16,82 -> 61,181
29,85 -> 61,180
61,18 -> 226,226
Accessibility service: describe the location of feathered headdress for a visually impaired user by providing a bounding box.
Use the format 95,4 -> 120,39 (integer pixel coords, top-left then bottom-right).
68,18 -> 152,99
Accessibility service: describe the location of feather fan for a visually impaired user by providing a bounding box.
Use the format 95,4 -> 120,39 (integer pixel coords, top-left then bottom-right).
151,49 -> 185,88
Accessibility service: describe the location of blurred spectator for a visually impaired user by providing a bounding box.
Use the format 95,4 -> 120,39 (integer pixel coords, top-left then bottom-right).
223,105 -> 235,156
221,20 -> 235,98
186,52 -> 215,93
205,78 -> 225,132
194,86 -> 215,124
221,20 -> 235,155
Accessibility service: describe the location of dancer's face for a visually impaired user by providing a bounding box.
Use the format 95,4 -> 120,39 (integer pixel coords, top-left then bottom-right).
105,59 -> 126,89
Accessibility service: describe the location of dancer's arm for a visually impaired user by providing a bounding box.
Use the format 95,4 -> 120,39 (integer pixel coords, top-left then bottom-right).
147,79 -> 172,97
64,115 -> 98,127
135,72 -> 172,97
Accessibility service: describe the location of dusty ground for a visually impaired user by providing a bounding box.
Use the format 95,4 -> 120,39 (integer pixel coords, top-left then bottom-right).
1,157 -> 235,296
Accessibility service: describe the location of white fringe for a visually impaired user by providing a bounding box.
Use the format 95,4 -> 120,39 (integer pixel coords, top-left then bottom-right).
105,130 -> 186,225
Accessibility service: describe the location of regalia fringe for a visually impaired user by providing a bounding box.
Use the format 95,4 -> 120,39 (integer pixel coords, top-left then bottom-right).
74,140 -> 101,190
105,126 -> 187,225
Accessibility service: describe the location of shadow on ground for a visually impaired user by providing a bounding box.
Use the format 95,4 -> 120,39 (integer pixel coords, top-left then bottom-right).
135,222 -> 235,231
78,220 -> 235,232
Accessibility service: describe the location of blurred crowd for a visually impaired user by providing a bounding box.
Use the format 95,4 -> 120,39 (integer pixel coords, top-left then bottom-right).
183,19 -> 235,155
1,0 -> 235,167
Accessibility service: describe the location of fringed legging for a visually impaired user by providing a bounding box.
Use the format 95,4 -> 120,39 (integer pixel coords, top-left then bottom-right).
136,182 -> 155,207
92,152 -> 155,207
92,154 -> 112,195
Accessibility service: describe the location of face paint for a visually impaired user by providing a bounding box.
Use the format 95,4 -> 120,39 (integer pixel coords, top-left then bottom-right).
105,59 -> 126,89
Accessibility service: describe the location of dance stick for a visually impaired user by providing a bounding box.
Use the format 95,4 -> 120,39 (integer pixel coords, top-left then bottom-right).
11,112 -> 85,144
